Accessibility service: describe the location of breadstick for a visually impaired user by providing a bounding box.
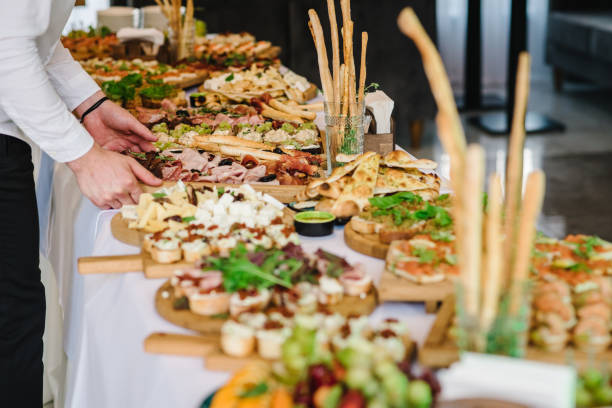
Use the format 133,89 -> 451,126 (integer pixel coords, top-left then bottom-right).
461,144 -> 485,318
269,99 -> 317,120
480,172 -> 503,332
397,8 -> 466,157
358,31 -> 368,107
342,60 -> 349,116
509,170 -> 545,314
327,0 -> 341,109
503,51 -> 531,285
260,103 -> 304,124
300,102 -> 324,111
345,22 -> 356,117
308,10 -> 334,104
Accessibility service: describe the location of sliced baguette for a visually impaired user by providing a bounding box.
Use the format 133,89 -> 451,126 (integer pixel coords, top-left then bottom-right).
350,216 -> 384,234
188,291 -> 231,316
219,145 -> 281,161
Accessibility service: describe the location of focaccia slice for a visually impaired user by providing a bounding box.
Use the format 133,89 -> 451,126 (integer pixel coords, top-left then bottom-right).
331,154 -> 380,217
374,168 -> 430,195
382,150 -> 438,170
307,151 -> 377,191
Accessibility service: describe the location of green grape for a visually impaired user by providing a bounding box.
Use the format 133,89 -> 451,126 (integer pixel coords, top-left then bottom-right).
407,380 -> 433,408
336,348 -> 358,368
583,369 -> 604,391
367,396 -> 388,408
362,379 -> 381,399
593,386 -> 612,406
323,384 -> 343,408
374,360 -> 400,380
575,386 -> 593,408
346,367 -> 373,390
382,373 -> 409,408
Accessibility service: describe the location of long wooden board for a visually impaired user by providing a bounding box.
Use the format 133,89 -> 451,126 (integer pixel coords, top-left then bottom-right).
378,270 -> 454,304
144,332 -> 414,374
155,281 -> 379,335
343,219 -> 389,259
419,296 -> 612,371
139,182 -> 306,205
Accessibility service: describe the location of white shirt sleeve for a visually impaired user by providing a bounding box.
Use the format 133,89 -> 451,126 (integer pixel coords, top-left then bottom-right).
0,1 -> 94,163
46,42 -> 101,112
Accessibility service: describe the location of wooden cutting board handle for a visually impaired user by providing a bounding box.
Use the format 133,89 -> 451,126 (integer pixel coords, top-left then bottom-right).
78,254 -> 143,274
144,332 -> 216,357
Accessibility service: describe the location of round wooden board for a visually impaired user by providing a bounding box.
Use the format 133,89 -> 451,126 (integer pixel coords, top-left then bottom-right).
155,281 -> 379,335
111,212 -> 145,247
344,219 -> 389,260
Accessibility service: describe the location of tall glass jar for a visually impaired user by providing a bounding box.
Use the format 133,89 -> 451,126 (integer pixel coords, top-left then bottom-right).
324,100 -> 366,173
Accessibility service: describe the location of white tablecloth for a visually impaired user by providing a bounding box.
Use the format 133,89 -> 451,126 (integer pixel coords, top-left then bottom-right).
55,187 -> 436,408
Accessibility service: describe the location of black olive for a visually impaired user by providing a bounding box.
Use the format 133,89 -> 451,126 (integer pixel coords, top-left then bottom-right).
258,174 -> 277,182
170,150 -> 183,154
273,147 -> 286,155
190,169 -> 201,174
234,193 -> 245,201
164,215 -> 182,223
208,154 -> 216,161
176,109 -> 189,117
219,158 -> 234,166
197,149 -> 206,153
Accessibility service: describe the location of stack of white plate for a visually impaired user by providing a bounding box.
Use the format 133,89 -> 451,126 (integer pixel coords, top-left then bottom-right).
142,6 -> 168,32
97,7 -> 136,32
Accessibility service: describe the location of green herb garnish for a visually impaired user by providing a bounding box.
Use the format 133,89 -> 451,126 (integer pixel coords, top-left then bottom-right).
182,216 -> 196,223
412,247 -> 436,264
225,73 -> 235,82
239,382 -> 268,398
152,192 -> 167,199
139,84 -> 175,100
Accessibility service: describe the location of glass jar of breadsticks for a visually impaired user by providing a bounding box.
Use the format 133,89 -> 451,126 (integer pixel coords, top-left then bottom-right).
324,100 -> 366,171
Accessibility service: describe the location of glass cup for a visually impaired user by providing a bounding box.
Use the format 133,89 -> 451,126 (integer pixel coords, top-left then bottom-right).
454,280 -> 533,358
324,101 -> 366,172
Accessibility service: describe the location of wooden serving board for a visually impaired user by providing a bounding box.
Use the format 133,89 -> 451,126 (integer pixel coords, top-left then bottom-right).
78,249 -> 191,279
140,182 -> 306,204
144,331 -> 414,374
343,219 -> 389,259
378,270 -> 454,312
155,280 -> 379,335
419,296 -> 612,371
111,212 -> 144,247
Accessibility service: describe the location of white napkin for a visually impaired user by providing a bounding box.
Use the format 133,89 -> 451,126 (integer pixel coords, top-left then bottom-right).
365,90 -> 394,134
117,28 -> 165,46
438,352 -> 576,408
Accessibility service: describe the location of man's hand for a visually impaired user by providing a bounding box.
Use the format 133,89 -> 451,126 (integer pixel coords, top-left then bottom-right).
67,144 -> 162,209
76,90 -> 157,152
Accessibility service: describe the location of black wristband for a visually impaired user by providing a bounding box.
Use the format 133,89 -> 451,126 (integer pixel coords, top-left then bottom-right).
79,96 -> 109,124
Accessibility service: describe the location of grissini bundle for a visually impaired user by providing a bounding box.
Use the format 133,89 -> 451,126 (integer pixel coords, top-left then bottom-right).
358,32 -> 368,107
503,52 -> 531,285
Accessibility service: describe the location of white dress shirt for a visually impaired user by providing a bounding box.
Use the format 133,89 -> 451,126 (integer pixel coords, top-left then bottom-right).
0,0 -> 100,162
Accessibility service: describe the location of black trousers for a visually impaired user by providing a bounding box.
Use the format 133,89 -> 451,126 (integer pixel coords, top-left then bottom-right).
0,135 -> 44,407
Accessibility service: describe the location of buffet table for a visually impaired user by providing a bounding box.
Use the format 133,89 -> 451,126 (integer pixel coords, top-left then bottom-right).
53,165 -> 436,408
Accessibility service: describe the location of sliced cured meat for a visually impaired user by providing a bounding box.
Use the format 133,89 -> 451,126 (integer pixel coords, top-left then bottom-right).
161,163 -> 183,181
213,113 -> 232,126
161,98 -> 178,111
248,115 -> 265,125
280,155 -> 317,175
178,148 -> 208,171
244,165 -> 267,182
211,162 -> 248,183
135,107 -> 167,125
230,104 -> 258,116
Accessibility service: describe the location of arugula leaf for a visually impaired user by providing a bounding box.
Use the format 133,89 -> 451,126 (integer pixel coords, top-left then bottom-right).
412,247 -> 436,264
99,26 -> 112,38
139,84 -> 175,100
365,82 -> 380,93
152,192 -> 167,199
119,62 -> 129,71
369,191 -> 420,210
225,73 -> 235,82
239,382 -> 268,398
573,236 -> 606,259
130,152 -> 146,159
569,263 -> 592,273
444,253 -> 457,265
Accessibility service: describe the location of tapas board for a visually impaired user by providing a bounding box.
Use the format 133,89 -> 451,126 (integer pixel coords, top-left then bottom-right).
378,270 -> 453,312
155,280 -> 379,335
343,218 -> 388,259
419,296 -> 612,371
141,182 -> 307,205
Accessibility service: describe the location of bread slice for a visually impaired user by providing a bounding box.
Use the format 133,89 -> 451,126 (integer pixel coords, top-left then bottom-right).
307,151 -> 377,190
204,134 -> 270,150
379,221 -> 426,244
350,216 -> 383,234
149,246 -> 182,263
188,291 -> 231,316
382,150 -> 438,170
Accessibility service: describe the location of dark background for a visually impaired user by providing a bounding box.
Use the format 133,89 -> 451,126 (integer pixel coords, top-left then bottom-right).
113,0 -> 437,147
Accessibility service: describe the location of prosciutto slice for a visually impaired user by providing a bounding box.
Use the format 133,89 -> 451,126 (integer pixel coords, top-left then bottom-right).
244,165 -> 267,182
211,162 -> 248,183
161,163 -> 183,181
178,148 -> 208,172
135,107 -> 166,125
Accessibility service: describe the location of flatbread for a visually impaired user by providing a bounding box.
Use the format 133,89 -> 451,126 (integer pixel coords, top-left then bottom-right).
382,150 -> 438,170
374,168 -> 431,195
317,177 -> 350,199
332,154 -> 380,217
307,151 -> 377,190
